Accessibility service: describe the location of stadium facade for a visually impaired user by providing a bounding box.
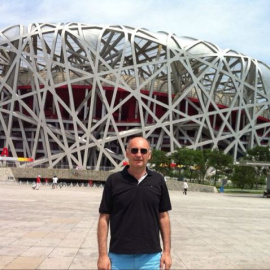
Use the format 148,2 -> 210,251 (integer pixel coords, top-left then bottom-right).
1,23 -> 270,171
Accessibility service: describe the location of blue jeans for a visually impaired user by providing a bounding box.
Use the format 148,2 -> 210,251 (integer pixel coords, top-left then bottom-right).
108,252 -> 161,270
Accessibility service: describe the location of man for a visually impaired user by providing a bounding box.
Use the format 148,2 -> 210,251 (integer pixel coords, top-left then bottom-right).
97,137 -> 172,270
52,175 -> 58,189
183,180 -> 188,195
35,175 -> 41,190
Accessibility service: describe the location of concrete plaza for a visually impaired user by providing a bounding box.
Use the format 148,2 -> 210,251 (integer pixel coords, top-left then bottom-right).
0,183 -> 270,269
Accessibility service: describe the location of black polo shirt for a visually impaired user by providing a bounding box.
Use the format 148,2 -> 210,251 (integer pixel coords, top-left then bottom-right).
99,166 -> 172,254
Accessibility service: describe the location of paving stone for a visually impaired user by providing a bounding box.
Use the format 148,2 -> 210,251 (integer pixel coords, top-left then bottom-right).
0,256 -> 16,268
0,183 -> 270,269
4,256 -> 44,269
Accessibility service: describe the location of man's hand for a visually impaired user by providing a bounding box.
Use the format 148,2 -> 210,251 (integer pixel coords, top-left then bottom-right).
97,254 -> 111,270
160,251 -> 172,269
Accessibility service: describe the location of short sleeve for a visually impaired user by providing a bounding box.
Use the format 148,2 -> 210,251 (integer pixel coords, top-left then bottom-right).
159,178 -> 172,212
99,178 -> 113,214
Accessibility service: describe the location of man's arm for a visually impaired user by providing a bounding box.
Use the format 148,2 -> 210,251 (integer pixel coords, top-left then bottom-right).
159,211 -> 172,269
97,213 -> 111,270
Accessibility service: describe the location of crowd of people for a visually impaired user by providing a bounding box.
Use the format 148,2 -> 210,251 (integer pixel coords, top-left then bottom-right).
33,175 -> 58,190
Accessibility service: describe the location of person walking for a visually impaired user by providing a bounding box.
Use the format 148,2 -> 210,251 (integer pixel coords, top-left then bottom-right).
183,180 -> 188,195
97,137 -> 172,270
35,175 -> 41,190
52,175 -> 58,189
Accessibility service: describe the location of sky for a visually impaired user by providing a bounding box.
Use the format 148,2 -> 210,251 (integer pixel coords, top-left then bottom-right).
0,0 -> 270,65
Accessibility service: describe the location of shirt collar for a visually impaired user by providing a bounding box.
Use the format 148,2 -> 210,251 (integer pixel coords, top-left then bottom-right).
123,165 -> 153,176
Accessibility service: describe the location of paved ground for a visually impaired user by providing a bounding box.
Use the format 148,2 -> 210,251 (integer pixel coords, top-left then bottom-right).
0,183 -> 270,269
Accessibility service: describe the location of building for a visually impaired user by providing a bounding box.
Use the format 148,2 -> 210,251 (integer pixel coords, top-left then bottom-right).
1,23 -> 270,171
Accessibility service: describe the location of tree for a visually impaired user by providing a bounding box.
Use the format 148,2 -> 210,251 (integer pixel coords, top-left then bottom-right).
231,165 -> 256,189
170,148 -> 196,166
170,148 -> 198,181
208,149 -> 233,185
149,149 -> 171,176
244,146 -> 270,188
169,147 -> 234,184
194,149 -> 212,184
245,146 -> 270,161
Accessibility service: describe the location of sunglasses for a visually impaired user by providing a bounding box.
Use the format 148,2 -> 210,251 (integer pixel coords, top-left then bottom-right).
129,148 -> 149,154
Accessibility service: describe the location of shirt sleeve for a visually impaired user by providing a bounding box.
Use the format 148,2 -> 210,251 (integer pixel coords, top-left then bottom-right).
99,178 -> 113,214
159,177 -> 172,212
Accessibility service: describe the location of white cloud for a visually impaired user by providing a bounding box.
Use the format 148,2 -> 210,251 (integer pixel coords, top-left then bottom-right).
0,0 -> 269,64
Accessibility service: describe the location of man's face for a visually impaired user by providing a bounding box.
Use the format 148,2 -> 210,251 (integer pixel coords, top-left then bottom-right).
126,138 -> 151,169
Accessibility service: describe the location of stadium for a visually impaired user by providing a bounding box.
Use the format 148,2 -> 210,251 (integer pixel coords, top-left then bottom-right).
1,23 -> 270,171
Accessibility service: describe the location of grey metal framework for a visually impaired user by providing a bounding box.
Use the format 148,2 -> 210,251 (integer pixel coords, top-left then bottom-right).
1,23 -> 270,170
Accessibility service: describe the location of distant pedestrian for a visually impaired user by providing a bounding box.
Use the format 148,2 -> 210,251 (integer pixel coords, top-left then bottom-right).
52,175 -> 58,189
183,180 -> 188,195
36,175 -> 41,190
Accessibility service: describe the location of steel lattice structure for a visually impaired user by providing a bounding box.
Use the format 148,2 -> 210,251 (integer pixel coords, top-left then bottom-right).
1,23 -> 270,170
